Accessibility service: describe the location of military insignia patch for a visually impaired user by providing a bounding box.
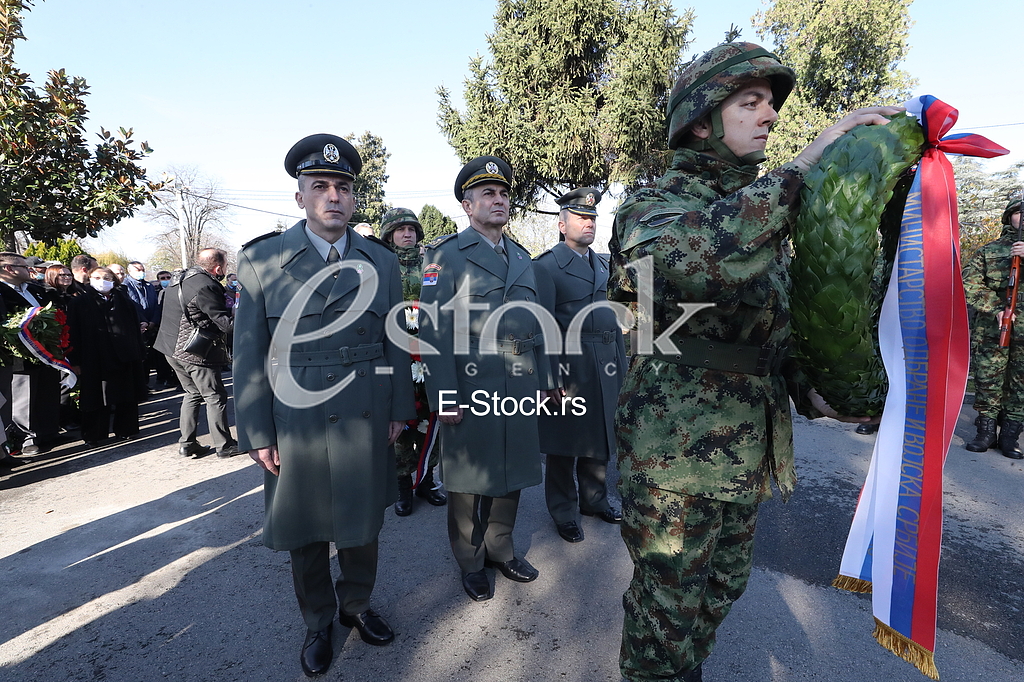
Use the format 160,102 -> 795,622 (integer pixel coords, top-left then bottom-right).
323,144 -> 340,163
486,161 -> 499,174
586,193 -> 595,206
422,272 -> 438,286
425,263 -> 442,271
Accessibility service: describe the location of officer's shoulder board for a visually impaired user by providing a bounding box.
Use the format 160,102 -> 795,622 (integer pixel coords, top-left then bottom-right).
360,234 -> 390,249
424,233 -> 457,251
241,231 -> 280,250
533,247 -> 554,262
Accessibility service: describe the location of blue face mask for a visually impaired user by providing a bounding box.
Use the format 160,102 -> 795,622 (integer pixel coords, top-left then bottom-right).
159,279 -> 170,289
34,273 -> 45,281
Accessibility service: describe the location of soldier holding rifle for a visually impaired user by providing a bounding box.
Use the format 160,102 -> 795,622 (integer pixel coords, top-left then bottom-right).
963,197 -> 1024,459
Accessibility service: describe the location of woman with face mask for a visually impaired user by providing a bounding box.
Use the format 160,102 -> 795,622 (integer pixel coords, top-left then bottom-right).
65,267 -> 147,446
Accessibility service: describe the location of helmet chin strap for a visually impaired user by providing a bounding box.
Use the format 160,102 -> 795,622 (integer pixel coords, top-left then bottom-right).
683,107 -> 767,167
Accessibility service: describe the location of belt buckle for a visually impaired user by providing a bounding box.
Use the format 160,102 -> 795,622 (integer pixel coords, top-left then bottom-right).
338,347 -> 352,366
602,331 -> 614,344
511,339 -> 522,355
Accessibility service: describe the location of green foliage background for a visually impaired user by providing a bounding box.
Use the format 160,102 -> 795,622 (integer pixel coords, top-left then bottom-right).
754,0 -> 916,169
437,0 -> 692,215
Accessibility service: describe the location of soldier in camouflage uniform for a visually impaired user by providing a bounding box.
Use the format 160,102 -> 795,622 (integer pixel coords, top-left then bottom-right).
963,199 -> 1024,459
607,42 -> 896,681
378,207 -> 449,512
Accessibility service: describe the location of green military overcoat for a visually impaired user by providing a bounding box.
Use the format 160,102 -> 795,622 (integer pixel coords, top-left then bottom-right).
533,243 -> 626,460
418,227 -> 555,497
233,222 -> 415,551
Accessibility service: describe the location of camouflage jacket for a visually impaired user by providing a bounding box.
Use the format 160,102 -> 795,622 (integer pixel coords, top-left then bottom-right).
963,223 -> 1024,342
390,243 -> 431,416
609,148 -> 817,504
394,244 -> 424,303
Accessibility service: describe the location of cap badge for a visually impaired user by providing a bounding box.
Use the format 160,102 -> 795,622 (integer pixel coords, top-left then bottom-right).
323,144 -> 340,164
585,193 -> 595,206
485,161 -> 499,174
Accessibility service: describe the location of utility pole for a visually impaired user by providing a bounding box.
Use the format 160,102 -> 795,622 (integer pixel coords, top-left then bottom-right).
175,182 -> 188,269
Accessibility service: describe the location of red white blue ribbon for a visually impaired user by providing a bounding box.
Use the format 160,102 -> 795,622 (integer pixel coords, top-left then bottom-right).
17,306 -> 77,389
834,95 -> 1007,679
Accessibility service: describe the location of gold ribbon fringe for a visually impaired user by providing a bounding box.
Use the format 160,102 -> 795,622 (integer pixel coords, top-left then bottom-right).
831,574 -> 873,593
872,618 -> 940,680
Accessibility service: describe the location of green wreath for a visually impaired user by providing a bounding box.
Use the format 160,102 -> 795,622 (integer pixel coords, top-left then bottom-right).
790,112 -> 925,416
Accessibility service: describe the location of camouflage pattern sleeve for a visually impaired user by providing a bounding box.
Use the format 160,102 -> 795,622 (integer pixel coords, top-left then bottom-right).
615,163 -> 805,305
963,240 -> 1007,333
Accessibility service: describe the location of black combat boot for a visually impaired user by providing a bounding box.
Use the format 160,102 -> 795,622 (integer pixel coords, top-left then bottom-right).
998,419 -> 1024,459
415,467 -> 448,506
965,415 -> 998,452
395,476 -> 413,516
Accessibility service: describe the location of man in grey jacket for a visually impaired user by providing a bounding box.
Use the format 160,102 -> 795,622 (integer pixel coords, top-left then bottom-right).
154,248 -> 239,459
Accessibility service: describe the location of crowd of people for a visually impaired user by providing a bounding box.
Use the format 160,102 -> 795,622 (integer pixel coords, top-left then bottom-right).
0,249 -> 245,469
3,37 -> 1020,682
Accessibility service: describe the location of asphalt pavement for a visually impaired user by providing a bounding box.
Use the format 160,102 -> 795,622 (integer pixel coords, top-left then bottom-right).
1,381 -> 1022,682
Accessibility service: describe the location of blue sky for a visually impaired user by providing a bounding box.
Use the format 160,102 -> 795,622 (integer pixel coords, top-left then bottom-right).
13,0 -> 1023,259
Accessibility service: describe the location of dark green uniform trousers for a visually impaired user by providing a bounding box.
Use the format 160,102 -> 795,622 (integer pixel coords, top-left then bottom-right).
619,482 -> 759,681
289,539 -> 378,632
447,490 -> 520,573
545,454 -> 611,524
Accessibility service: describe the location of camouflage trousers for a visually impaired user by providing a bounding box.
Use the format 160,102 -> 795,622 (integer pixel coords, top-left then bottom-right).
395,420 -> 440,478
619,479 -> 758,681
971,330 -> 1024,423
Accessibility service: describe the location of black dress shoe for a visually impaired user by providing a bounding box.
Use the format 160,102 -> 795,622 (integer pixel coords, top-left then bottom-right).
683,663 -> 703,682
556,521 -> 584,543
484,556 -> 539,582
179,442 -> 208,459
855,423 -> 879,435
216,444 -> 243,458
581,507 -> 622,524
300,625 -> 333,677
338,609 -> 394,646
462,570 -> 493,601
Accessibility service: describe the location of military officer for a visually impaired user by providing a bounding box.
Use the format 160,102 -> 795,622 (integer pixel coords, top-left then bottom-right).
607,43 -> 895,681
418,156 -> 555,602
963,198 -> 1024,459
533,188 -> 626,543
234,134 -> 415,677
378,207 -> 447,514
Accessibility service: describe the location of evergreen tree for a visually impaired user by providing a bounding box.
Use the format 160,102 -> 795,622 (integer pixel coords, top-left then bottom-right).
346,131 -> 391,225
437,0 -> 692,215
418,204 -> 458,243
22,237 -> 86,264
0,0 -> 161,250
754,0 -> 916,168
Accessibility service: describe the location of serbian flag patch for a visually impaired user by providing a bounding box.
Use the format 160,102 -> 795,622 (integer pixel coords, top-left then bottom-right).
422,271 -> 438,286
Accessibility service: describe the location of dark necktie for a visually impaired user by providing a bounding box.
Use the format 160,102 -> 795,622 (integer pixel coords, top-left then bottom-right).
494,243 -> 508,265
327,245 -> 341,263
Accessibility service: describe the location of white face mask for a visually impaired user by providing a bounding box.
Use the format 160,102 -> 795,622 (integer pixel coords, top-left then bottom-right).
91,279 -> 114,293
131,270 -> 146,280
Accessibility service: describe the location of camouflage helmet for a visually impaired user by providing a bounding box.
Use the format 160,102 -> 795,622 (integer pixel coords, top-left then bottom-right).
667,42 -> 796,158
1002,198 -> 1022,226
379,207 -> 424,244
